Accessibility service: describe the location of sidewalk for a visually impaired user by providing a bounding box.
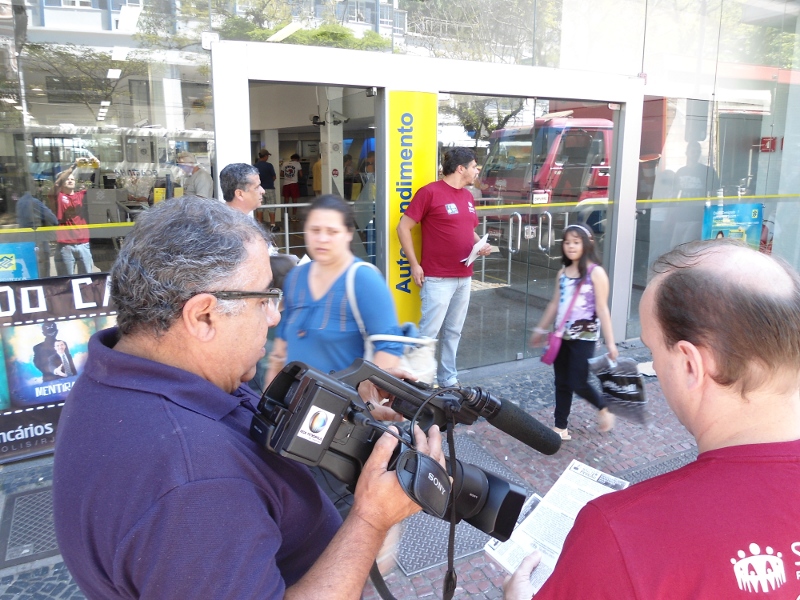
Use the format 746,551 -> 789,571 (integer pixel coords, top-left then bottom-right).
0,341 -> 696,599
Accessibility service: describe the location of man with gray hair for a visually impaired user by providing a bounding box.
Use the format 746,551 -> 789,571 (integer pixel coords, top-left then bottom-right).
219,162 -> 264,215
177,151 -> 214,198
504,239 -> 800,599
52,196 -> 442,599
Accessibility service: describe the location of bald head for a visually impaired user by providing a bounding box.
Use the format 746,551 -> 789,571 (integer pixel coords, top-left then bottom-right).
649,239 -> 800,395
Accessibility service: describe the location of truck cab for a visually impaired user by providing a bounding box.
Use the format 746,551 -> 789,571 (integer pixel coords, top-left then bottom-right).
478,117 -> 613,205
477,117 -> 613,258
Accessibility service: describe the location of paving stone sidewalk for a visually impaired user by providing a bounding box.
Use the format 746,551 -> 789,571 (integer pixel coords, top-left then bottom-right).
0,341 -> 697,600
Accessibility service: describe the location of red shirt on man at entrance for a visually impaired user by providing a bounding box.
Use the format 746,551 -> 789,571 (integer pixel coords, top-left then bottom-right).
403,179 -> 478,278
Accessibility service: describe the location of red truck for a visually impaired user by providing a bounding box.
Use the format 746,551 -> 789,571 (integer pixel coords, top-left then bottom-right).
476,116 -> 613,258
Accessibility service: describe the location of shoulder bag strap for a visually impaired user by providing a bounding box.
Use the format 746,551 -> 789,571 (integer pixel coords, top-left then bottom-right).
345,261 -> 382,340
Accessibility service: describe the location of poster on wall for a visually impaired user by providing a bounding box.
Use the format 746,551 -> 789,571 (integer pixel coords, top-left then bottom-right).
0,274 -> 114,464
702,203 -> 763,249
0,242 -> 40,281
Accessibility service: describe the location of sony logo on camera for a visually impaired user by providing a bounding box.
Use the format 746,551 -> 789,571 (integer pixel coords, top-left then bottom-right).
428,471 -> 447,495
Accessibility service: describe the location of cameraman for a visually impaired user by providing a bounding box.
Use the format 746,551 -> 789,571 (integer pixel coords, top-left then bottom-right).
53,196 -> 443,599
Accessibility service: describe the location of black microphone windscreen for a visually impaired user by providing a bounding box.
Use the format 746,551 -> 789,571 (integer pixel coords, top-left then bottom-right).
487,399 -> 562,455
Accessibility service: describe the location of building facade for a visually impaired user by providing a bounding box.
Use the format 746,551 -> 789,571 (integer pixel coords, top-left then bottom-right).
1,0 -> 799,372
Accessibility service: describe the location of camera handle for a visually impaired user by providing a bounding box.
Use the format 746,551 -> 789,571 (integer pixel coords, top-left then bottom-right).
333,359 -> 477,431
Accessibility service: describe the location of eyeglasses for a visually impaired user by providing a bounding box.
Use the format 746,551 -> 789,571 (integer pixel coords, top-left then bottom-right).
204,289 -> 283,312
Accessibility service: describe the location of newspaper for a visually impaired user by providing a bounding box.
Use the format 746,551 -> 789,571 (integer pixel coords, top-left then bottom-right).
461,233 -> 489,266
484,460 -> 629,593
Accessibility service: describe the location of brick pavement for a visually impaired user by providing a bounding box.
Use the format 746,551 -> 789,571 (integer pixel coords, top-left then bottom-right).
0,343 -> 697,600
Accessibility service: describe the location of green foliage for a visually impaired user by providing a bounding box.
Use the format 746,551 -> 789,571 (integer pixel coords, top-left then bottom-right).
135,0 -> 199,50
284,24 -> 391,50
217,19 -> 391,52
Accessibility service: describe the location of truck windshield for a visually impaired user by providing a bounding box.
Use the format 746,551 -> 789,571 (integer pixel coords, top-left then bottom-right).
481,126 -> 558,181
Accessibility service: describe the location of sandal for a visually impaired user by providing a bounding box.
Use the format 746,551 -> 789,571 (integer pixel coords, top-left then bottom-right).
553,427 -> 571,441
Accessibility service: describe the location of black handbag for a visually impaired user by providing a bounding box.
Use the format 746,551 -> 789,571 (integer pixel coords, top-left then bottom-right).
588,355 -> 649,425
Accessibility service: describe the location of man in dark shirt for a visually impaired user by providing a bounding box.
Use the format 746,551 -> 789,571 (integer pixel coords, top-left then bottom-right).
16,192 -> 58,277
53,196 -> 442,599
255,149 -> 278,230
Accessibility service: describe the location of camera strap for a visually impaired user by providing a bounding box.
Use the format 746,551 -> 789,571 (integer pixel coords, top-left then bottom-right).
443,407 -> 458,600
395,448 -> 451,518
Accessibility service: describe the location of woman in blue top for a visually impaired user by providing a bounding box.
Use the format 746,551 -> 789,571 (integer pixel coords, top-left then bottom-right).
530,224 -> 618,441
267,195 -> 403,387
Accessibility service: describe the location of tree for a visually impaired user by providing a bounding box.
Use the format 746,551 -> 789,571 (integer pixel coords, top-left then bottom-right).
217,16 -> 391,52
440,96 -> 526,147
399,0 -> 561,65
22,43 -> 150,116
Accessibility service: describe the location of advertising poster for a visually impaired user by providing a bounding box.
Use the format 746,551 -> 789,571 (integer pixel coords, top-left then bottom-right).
0,274 -> 115,464
702,203 -> 763,249
0,242 -> 39,281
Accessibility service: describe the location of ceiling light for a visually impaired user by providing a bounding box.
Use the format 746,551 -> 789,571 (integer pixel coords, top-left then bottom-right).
97,117 -> 105,121
106,69 -> 122,79
111,46 -> 130,61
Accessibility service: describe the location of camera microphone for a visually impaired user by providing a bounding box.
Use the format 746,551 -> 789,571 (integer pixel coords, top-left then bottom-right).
457,388 -> 561,455
486,398 -> 562,455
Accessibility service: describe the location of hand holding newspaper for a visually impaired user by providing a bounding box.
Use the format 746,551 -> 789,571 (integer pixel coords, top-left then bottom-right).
461,234 -> 489,267
485,460 -> 629,593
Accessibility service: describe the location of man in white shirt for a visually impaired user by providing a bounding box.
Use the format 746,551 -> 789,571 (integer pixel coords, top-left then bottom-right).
281,153 -> 303,221
177,152 -> 214,199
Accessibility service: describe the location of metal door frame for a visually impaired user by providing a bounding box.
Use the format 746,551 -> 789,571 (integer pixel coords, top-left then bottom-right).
210,41 -> 644,343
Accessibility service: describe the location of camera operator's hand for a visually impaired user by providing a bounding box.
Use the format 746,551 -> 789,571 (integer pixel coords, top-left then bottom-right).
350,424 -> 444,533
503,551 -> 541,600
286,424 -> 444,599
358,365 -> 413,422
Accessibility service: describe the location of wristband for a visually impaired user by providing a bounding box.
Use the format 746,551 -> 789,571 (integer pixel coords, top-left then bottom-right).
533,327 -> 549,334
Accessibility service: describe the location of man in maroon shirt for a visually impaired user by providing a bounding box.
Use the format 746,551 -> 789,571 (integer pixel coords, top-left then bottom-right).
504,239 -> 800,600
397,147 -> 491,387
53,166 -> 94,275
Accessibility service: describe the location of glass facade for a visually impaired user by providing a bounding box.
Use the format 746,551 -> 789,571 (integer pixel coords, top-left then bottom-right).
1,0 -> 799,359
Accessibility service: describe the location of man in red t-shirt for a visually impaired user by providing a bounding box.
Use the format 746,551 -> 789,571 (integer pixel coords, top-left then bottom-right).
504,240 -> 800,600
53,166 -> 94,276
397,147 -> 491,387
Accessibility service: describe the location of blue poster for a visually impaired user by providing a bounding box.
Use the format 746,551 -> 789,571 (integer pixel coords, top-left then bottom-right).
702,203 -> 763,249
0,242 -> 39,281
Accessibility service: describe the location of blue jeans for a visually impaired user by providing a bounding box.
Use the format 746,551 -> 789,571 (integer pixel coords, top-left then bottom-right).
56,243 -> 93,276
419,276 -> 471,387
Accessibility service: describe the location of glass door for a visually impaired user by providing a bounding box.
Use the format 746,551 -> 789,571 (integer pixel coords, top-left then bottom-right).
446,95 -> 618,371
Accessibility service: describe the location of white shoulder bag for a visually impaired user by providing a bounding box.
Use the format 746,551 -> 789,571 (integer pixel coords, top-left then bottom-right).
346,261 -> 438,384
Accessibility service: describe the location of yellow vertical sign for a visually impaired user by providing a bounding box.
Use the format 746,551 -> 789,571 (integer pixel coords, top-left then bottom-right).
387,91 -> 438,324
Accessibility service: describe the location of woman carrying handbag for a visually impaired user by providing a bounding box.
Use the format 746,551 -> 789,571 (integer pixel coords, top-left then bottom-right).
530,224 -> 618,440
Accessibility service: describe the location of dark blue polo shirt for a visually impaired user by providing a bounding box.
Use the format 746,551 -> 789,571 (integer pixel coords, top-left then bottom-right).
53,327 -> 341,599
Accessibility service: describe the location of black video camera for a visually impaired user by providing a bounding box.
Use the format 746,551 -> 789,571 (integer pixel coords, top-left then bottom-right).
249,359 -> 530,541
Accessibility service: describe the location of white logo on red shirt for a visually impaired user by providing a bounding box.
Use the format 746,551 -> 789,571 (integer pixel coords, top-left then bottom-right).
445,203 -> 458,215
731,542 -> 786,593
